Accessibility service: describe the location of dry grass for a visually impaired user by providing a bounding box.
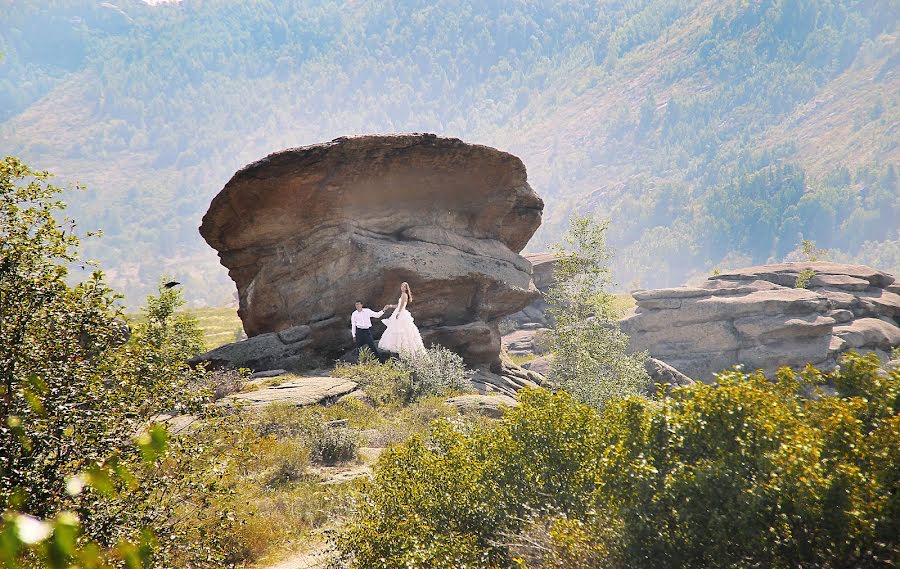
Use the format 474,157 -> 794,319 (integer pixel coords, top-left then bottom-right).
181,306 -> 244,351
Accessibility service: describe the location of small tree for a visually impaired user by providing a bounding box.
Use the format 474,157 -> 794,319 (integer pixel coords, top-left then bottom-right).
546,216 -> 648,407
138,278 -> 204,362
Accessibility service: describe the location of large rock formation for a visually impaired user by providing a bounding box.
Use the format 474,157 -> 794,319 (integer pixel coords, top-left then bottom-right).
196,134 -> 543,372
621,262 -> 900,381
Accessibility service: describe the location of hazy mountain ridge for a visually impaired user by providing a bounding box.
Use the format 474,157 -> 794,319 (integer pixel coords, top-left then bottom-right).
1,0 -> 897,304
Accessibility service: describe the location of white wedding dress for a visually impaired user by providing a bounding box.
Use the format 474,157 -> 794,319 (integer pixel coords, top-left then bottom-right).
379,293 -> 426,354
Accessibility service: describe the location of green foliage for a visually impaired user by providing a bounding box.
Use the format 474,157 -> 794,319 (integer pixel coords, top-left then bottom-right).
0,157 -> 239,567
795,268 -> 816,289
334,351 -> 412,406
337,353 -> 900,568
396,346 -> 473,404
800,238 -> 825,262
315,427 -> 360,466
135,280 -> 204,361
335,347 -> 472,405
546,216 -> 649,408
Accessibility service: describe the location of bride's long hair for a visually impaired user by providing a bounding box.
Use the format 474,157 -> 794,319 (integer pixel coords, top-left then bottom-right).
401,281 -> 413,303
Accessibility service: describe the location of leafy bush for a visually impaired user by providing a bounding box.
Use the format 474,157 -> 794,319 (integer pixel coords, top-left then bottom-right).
546,216 -> 649,408
260,438 -> 311,487
396,346 -> 473,403
251,403 -> 358,466
335,347 -> 472,405
337,353 -> 899,568
334,352 -> 412,406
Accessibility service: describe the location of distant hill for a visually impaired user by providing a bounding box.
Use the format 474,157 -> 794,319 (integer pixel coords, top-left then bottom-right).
1,0 -> 897,305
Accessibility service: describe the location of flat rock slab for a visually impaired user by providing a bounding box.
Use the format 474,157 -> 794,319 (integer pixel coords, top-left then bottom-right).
226,376 -> 358,407
445,394 -> 518,418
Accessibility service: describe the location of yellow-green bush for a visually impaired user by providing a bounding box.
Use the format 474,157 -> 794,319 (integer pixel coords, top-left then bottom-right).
337,353 -> 899,568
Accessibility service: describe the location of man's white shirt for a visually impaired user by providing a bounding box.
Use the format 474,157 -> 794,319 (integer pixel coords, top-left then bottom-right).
351,308 -> 385,338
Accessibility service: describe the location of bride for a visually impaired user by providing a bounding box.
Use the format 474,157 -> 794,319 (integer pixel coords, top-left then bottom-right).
379,281 -> 426,355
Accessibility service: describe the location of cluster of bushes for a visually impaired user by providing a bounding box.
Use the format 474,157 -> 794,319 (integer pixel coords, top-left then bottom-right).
334,346 -> 472,406
337,353 -> 899,567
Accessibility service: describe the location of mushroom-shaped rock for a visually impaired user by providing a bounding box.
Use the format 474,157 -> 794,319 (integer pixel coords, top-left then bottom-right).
199,134 -> 543,369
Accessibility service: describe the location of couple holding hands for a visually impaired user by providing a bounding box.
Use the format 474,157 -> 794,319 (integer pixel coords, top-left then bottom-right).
350,281 -> 425,361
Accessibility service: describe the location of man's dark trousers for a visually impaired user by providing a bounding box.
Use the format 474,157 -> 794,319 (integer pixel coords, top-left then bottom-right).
355,328 -> 384,362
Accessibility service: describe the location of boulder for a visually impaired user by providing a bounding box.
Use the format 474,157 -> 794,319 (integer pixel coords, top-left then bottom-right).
189,325 -> 313,370
621,262 -> 899,381
644,358 -> 695,395
197,134 -> 543,370
445,394 -> 518,418
833,318 -> 900,350
523,355 -> 551,377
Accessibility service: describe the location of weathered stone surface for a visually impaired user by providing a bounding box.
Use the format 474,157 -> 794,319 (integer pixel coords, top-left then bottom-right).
739,335 -> 834,372
644,358 -> 694,395
248,368 -> 288,379
502,327 -> 551,357
828,309 -> 854,323
523,355 -> 551,377
189,325 -> 314,371
808,274 -> 871,291
445,394 -> 518,418
834,318 -> 900,350
855,289 -> 900,316
620,262 -> 899,381
733,314 -> 835,345
713,262 -> 895,289
226,376 -> 358,407
527,253 -> 556,291
471,353 -> 545,397
198,134 -> 543,369
624,320 -> 739,356
506,252 -> 556,327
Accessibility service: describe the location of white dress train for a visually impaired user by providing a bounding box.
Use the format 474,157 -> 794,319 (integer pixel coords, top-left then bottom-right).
379,294 -> 426,355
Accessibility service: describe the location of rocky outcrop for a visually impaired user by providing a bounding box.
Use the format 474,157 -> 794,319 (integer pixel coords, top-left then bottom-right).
197,134 -> 543,371
621,262 -> 900,382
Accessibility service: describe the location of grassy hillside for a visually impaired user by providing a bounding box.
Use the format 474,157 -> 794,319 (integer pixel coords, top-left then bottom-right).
1,0 -> 896,304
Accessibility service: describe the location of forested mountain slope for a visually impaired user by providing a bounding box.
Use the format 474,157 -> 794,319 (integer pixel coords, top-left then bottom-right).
1,0 -> 897,304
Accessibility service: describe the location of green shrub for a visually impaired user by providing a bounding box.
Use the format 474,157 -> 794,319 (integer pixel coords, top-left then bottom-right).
795,268 -> 816,288
337,353 -> 900,568
334,352 -> 411,405
396,346 -> 473,403
262,438 -> 311,486
335,347 -> 472,405
314,427 -> 360,465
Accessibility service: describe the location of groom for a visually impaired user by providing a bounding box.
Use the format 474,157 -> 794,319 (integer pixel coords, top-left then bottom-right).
351,300 -> 392,363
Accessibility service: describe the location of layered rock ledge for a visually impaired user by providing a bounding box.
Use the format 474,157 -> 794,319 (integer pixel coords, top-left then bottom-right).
621,262 -> 900,381
195,134 -> 544,376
